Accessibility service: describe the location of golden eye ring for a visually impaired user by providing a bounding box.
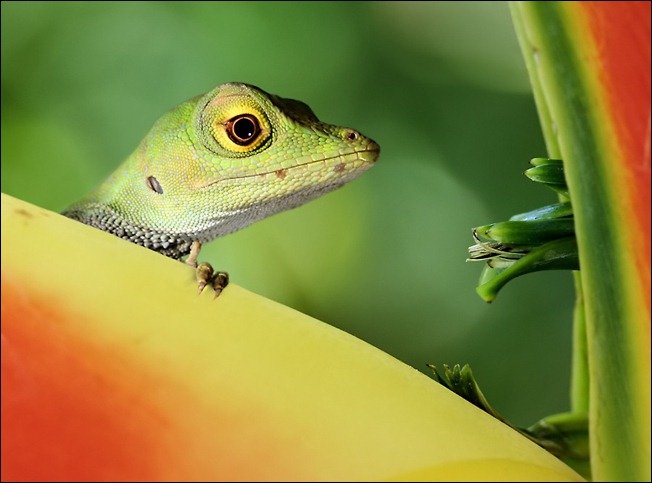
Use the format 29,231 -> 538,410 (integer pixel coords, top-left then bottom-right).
225,114 -> 261,146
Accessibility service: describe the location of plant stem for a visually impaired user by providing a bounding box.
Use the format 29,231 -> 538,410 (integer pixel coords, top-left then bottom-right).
511,2 -> 651,480
510,0 -> 590,429
570,275 -> 589,414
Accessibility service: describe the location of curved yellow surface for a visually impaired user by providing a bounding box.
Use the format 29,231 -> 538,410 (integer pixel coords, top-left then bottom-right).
1,194 -> 582,481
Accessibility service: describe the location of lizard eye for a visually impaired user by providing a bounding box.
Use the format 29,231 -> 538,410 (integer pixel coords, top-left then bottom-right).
202,95 -> 271,155
225,115 -> 261,146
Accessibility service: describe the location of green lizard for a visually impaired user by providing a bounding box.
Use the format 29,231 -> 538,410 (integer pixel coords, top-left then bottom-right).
63,82 -> 380,296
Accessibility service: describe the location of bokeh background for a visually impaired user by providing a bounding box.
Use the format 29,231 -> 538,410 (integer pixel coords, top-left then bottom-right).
2,1 -> 574,426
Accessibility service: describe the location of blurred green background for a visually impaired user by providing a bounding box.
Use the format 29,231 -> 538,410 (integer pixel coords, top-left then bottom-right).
2,1 -> 574,426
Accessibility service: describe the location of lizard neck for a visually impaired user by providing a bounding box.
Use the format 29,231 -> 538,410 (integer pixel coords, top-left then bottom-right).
63,177 -> 350,260
62,203 -> 195,259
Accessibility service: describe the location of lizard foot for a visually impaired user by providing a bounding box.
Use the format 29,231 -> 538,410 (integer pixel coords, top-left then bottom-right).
195,262 -> 230,297
188,241 -> 229,297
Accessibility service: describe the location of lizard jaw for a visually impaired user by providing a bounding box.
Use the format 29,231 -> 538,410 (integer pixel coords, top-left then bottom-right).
195,147 -> 379,189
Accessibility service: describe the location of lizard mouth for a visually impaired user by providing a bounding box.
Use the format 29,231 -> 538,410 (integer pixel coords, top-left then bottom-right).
196,147 -> 379,188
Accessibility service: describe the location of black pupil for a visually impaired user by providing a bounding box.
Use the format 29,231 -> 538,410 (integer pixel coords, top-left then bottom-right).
233,117 -> 257,141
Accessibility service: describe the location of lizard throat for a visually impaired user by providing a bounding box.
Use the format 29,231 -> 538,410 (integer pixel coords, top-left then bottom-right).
61,165 -> 367,261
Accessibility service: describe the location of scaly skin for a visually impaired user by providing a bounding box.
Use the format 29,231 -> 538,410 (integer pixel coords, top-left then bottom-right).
63,82 -> 380,293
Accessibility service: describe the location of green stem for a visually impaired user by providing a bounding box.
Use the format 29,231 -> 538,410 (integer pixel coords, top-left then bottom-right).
510,0 -> 590,422
570,274 -> 589,414
511,3 -> 650,480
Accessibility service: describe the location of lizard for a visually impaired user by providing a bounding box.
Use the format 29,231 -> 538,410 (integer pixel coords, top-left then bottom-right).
62,82 -> 380,296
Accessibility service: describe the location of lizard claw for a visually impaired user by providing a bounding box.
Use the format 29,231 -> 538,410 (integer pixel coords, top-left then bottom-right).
211,271 -> 230,298
196,262 -> 214,295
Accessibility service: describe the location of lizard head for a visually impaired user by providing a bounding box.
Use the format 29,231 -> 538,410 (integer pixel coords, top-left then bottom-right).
140,82 -> 379,236
193,83 -> 378,200
189,82 -> 378,190
67,82 -> 379,248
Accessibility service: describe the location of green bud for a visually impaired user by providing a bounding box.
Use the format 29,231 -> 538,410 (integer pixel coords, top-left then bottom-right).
525,164 -> 567,186
510,202 -> 573,221
475,219 -> 576,245
476,237 -> 579,302
530,157 -> 563,167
